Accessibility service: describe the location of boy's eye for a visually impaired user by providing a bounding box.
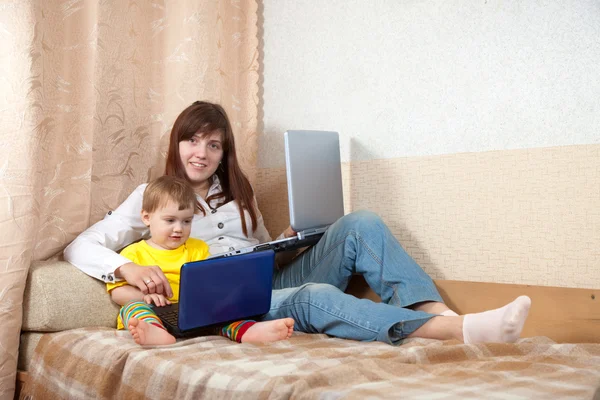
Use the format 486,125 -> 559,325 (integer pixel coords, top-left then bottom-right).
189,137 -> 196,144
166,219 -> 174,223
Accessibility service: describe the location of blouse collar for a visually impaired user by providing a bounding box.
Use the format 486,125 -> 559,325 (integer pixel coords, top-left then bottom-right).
207,174 -> 222,197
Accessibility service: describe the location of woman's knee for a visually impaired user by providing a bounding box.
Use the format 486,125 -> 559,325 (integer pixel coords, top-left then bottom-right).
336,210 -> 385,233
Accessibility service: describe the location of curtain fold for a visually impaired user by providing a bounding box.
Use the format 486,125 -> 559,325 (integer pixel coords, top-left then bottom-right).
0,1 -> 259,396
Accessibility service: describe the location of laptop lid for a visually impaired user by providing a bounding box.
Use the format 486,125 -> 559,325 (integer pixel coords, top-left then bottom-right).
177,250 -> 275,331
284,130 -> 345,233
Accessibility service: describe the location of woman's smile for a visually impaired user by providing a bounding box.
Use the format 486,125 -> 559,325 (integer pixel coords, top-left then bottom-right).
179,130 -> 224,189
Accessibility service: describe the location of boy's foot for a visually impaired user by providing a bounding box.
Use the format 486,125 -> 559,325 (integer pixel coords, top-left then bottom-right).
241,318 -> 295,344
128,318 -> 176,346
463,295 -> 532,344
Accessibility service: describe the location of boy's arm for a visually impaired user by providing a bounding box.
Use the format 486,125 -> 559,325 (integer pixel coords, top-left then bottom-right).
110,285 -> 145,306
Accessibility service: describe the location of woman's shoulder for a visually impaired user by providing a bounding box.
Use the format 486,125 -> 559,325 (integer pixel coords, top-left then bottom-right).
117,183 -> 148,204
127,183 -> 148,196
112,183 -> 148,214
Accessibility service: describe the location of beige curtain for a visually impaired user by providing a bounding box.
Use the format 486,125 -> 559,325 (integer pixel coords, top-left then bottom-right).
0,1 -> 259,396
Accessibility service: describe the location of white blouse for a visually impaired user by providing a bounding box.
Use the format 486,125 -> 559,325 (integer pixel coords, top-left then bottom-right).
63,177 -> 277,283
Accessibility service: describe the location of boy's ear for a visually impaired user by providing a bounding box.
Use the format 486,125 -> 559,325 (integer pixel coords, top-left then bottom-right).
141,210 -> 151,227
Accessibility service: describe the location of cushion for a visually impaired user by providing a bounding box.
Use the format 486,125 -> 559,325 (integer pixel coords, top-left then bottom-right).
22,261 -> 119,332
18,332 -> 44,371
20,261 -> 380,333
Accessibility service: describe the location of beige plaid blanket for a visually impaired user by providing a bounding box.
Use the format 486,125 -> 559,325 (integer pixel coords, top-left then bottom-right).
28,328 -> 600,399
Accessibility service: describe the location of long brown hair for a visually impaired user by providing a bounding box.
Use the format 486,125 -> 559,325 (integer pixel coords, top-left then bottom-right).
164,101 -> 257,236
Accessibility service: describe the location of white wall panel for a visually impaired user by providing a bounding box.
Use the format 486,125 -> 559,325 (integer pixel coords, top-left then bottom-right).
261,0 -> 600,167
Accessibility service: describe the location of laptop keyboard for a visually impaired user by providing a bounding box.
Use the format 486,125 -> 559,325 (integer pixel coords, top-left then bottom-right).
153,304 -> 179,326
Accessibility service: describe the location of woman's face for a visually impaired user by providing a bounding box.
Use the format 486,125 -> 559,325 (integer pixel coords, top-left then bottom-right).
178,130 -> 224,190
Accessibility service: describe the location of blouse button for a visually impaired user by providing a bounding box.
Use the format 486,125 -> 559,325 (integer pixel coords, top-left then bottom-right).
211,208 -> 217,214
217,222 -> 224,229
218,237 -> 224,240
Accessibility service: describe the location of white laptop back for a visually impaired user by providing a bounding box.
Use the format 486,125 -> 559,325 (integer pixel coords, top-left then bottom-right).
284,130 -> 345,234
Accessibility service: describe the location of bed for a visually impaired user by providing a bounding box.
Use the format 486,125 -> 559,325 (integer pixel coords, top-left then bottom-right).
17,262 -> 600,399
26,329 -> 600,399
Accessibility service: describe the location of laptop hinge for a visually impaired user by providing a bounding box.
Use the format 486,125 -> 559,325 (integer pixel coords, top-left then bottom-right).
297,226 -> 328,240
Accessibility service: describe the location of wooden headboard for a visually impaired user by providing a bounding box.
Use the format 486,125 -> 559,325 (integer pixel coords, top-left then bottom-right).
346,276 -> 599,343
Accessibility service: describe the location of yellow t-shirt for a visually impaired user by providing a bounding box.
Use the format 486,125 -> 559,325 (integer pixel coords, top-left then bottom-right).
107,238 -> 210,329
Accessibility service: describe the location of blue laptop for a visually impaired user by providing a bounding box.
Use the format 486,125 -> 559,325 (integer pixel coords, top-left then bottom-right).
152,250 -> 275,337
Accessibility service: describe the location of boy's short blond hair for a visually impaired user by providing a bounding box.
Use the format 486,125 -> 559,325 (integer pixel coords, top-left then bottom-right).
142,176 -> 197,214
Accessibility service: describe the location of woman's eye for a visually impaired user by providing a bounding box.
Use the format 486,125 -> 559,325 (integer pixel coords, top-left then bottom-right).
210,143 -> 221,149
189,138 -> 196,144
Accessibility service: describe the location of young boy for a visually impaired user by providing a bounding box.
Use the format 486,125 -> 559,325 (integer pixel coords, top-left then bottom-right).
107,176 -> 294,345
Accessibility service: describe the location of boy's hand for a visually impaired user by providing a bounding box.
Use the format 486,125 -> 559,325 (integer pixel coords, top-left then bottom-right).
143,293 -> 172,307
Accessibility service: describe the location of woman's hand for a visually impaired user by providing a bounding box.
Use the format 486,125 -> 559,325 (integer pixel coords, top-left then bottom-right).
283,226 -> 297,238
114,262 -> 173,298
143,293 -> 172,307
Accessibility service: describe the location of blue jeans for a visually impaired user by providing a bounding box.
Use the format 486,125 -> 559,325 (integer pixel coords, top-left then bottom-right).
263,210 -> 444,345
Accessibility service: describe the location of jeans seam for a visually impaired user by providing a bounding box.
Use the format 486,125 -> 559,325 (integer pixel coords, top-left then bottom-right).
354,231 -> 383,266
300,235 -> 352,283
305,230 -> 382,282
272,299 -> 380,335
353,230 -> 403,305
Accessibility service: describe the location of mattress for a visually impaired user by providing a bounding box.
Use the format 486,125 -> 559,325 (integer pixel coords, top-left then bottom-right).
27,328 -> 600,399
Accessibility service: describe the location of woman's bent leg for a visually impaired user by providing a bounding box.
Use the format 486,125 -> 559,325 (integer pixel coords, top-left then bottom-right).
273,210 -> 443,307
263,284 -> 435,345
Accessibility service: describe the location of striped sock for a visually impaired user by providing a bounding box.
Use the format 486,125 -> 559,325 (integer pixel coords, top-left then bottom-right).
120,301 -> 166,330
220,320 -> 256,343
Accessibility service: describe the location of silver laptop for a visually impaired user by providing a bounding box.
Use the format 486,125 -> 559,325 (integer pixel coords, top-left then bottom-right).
209,130 -> 344,258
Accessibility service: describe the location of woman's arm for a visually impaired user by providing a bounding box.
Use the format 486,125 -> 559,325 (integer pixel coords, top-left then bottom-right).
273,226 -> 300,268
251,200 -> 300,267
64,185 -> 148,282
252,205 -> 273,243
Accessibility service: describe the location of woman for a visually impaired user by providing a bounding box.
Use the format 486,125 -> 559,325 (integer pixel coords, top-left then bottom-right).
65,101 -> 531,345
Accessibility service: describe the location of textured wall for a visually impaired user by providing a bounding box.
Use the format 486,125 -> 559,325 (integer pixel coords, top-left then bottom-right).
260,0 -> 600,167
256,145 -> 600,289
258,1 -> 600,289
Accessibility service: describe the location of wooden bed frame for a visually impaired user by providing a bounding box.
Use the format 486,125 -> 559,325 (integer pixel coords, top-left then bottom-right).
14,279 -> 599,399
346,278 -> 599,343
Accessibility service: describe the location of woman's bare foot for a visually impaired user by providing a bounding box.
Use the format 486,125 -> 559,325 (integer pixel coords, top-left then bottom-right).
241,318 -> 295,344
128,318 -> 176,346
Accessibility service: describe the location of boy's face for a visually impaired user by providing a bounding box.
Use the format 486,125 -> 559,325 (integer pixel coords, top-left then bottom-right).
142,200 -> 194,250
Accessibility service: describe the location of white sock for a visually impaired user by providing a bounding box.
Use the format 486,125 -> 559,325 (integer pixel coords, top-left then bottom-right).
440,310 -> 459,317
463,296 -> 531,344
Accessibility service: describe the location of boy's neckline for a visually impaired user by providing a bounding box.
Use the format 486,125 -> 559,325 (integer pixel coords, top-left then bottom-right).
142,239 -> 186,252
